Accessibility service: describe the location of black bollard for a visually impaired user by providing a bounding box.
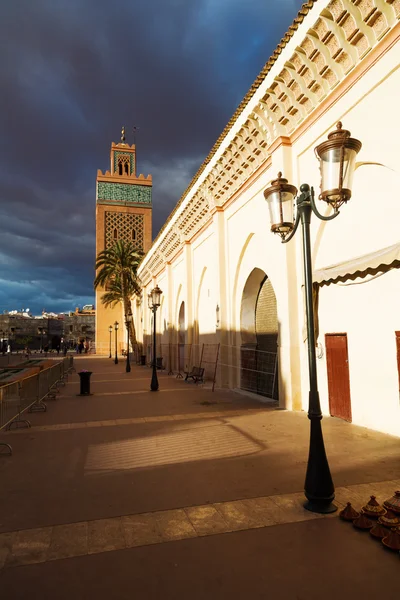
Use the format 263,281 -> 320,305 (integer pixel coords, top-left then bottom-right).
78,371 -> 93,395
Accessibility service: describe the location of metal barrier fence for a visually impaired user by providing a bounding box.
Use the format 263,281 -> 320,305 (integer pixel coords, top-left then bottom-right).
239,346 -> 277,399
0,356 -> 74,455
218,344 -> 278,400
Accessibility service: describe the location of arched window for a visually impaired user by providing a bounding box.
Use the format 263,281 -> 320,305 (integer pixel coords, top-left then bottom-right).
113,228 -> 118,239
117,156 -> 130,176
132,229 -> 136,240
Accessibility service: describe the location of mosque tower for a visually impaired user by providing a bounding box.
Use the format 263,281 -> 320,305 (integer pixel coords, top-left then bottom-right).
95,127 -> 152,353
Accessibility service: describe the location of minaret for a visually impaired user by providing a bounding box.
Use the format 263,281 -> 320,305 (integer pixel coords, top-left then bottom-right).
95,127 -> 152,354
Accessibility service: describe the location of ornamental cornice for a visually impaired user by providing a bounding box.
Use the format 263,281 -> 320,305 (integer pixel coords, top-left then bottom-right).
97,171 -> 152,184
139,0 -> 400,278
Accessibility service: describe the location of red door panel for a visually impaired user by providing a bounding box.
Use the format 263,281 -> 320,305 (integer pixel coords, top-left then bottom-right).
325,334 -> 352,422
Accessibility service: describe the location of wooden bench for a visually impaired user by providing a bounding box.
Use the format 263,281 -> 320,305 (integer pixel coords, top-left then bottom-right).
184,366 -> 204,384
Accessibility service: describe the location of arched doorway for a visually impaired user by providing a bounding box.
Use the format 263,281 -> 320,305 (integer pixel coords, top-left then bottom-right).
240,268 -> 278,399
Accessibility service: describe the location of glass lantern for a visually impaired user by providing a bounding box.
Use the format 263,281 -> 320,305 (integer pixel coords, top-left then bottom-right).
148,293 -> 153,310
126,308 -> 132,324
151,285 -> 162,308
263,172 -> 297,239
108,325 -> 113,333
114,321 -> 119,330
315,122 -> 362,210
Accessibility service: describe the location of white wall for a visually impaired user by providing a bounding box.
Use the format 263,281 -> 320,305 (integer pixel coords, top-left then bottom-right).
293,41 -> 400,435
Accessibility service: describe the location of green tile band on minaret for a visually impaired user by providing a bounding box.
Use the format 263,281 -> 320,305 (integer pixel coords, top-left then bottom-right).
97,182 -> 152,205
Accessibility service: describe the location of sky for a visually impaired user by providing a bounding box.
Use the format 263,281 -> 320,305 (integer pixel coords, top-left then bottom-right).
0,0 -> 306,315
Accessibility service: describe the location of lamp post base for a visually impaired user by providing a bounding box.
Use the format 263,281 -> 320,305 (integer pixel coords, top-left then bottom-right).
304,414 -> 337,514
304,499 -> 337,514
150,368 -> 159,391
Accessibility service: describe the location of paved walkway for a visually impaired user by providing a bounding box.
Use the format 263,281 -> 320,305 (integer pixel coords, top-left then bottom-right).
0,357 -> 399,598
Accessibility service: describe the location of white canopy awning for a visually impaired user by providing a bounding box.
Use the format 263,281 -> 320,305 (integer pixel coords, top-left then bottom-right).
313,242 -> 400,286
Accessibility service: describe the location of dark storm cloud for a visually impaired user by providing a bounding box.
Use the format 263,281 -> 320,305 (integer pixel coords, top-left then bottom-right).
0,0 -> 304,314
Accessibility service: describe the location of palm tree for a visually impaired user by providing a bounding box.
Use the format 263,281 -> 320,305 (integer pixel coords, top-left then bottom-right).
94,240 -> 142,346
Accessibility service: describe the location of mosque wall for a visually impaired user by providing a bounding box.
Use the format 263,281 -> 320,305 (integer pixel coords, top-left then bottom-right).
138,0 -> 400,435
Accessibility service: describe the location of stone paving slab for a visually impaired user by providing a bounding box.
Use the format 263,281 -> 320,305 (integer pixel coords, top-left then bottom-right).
121,513 -> 162,548
1,479 -> 399,571
154,509 -> 197,542
87,518 -> 125,555
47,522 -> 88,561
184,505 -> 229,536
7,527 -> 52,568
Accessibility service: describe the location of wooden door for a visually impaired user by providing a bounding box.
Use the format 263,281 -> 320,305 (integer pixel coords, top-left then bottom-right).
396,332 -> 400,392
325,334 -> 352,422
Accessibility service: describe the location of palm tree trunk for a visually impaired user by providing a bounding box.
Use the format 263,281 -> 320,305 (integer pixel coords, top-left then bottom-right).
121,275 -> 137,348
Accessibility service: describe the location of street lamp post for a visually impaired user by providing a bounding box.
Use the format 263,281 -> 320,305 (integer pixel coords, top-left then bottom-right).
108,325 -> 113,358
263,122 -> 361,514
114,321 -> 119,364
125,307 -> 132,373
148,285 -> 162,391
38,327 -> 43,353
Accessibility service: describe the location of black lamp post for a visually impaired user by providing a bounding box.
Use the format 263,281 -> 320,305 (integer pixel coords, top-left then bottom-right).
148,285 -> 162,391
108,325 -> 112,358
125,307 -> 132,373
114,321 -> 119,364
263,122 -> 361,514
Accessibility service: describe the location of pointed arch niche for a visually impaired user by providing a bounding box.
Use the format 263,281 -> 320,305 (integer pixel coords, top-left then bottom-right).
178,301 -> 185,344
240,267 -> 278,399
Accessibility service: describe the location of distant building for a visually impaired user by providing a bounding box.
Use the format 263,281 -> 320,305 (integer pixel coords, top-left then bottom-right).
0,307 -> 95,351
0,314 -> 63,351
63,307 -> 96,347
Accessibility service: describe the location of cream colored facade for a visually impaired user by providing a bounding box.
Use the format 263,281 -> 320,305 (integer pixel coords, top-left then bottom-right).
137,0 -> 400,436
